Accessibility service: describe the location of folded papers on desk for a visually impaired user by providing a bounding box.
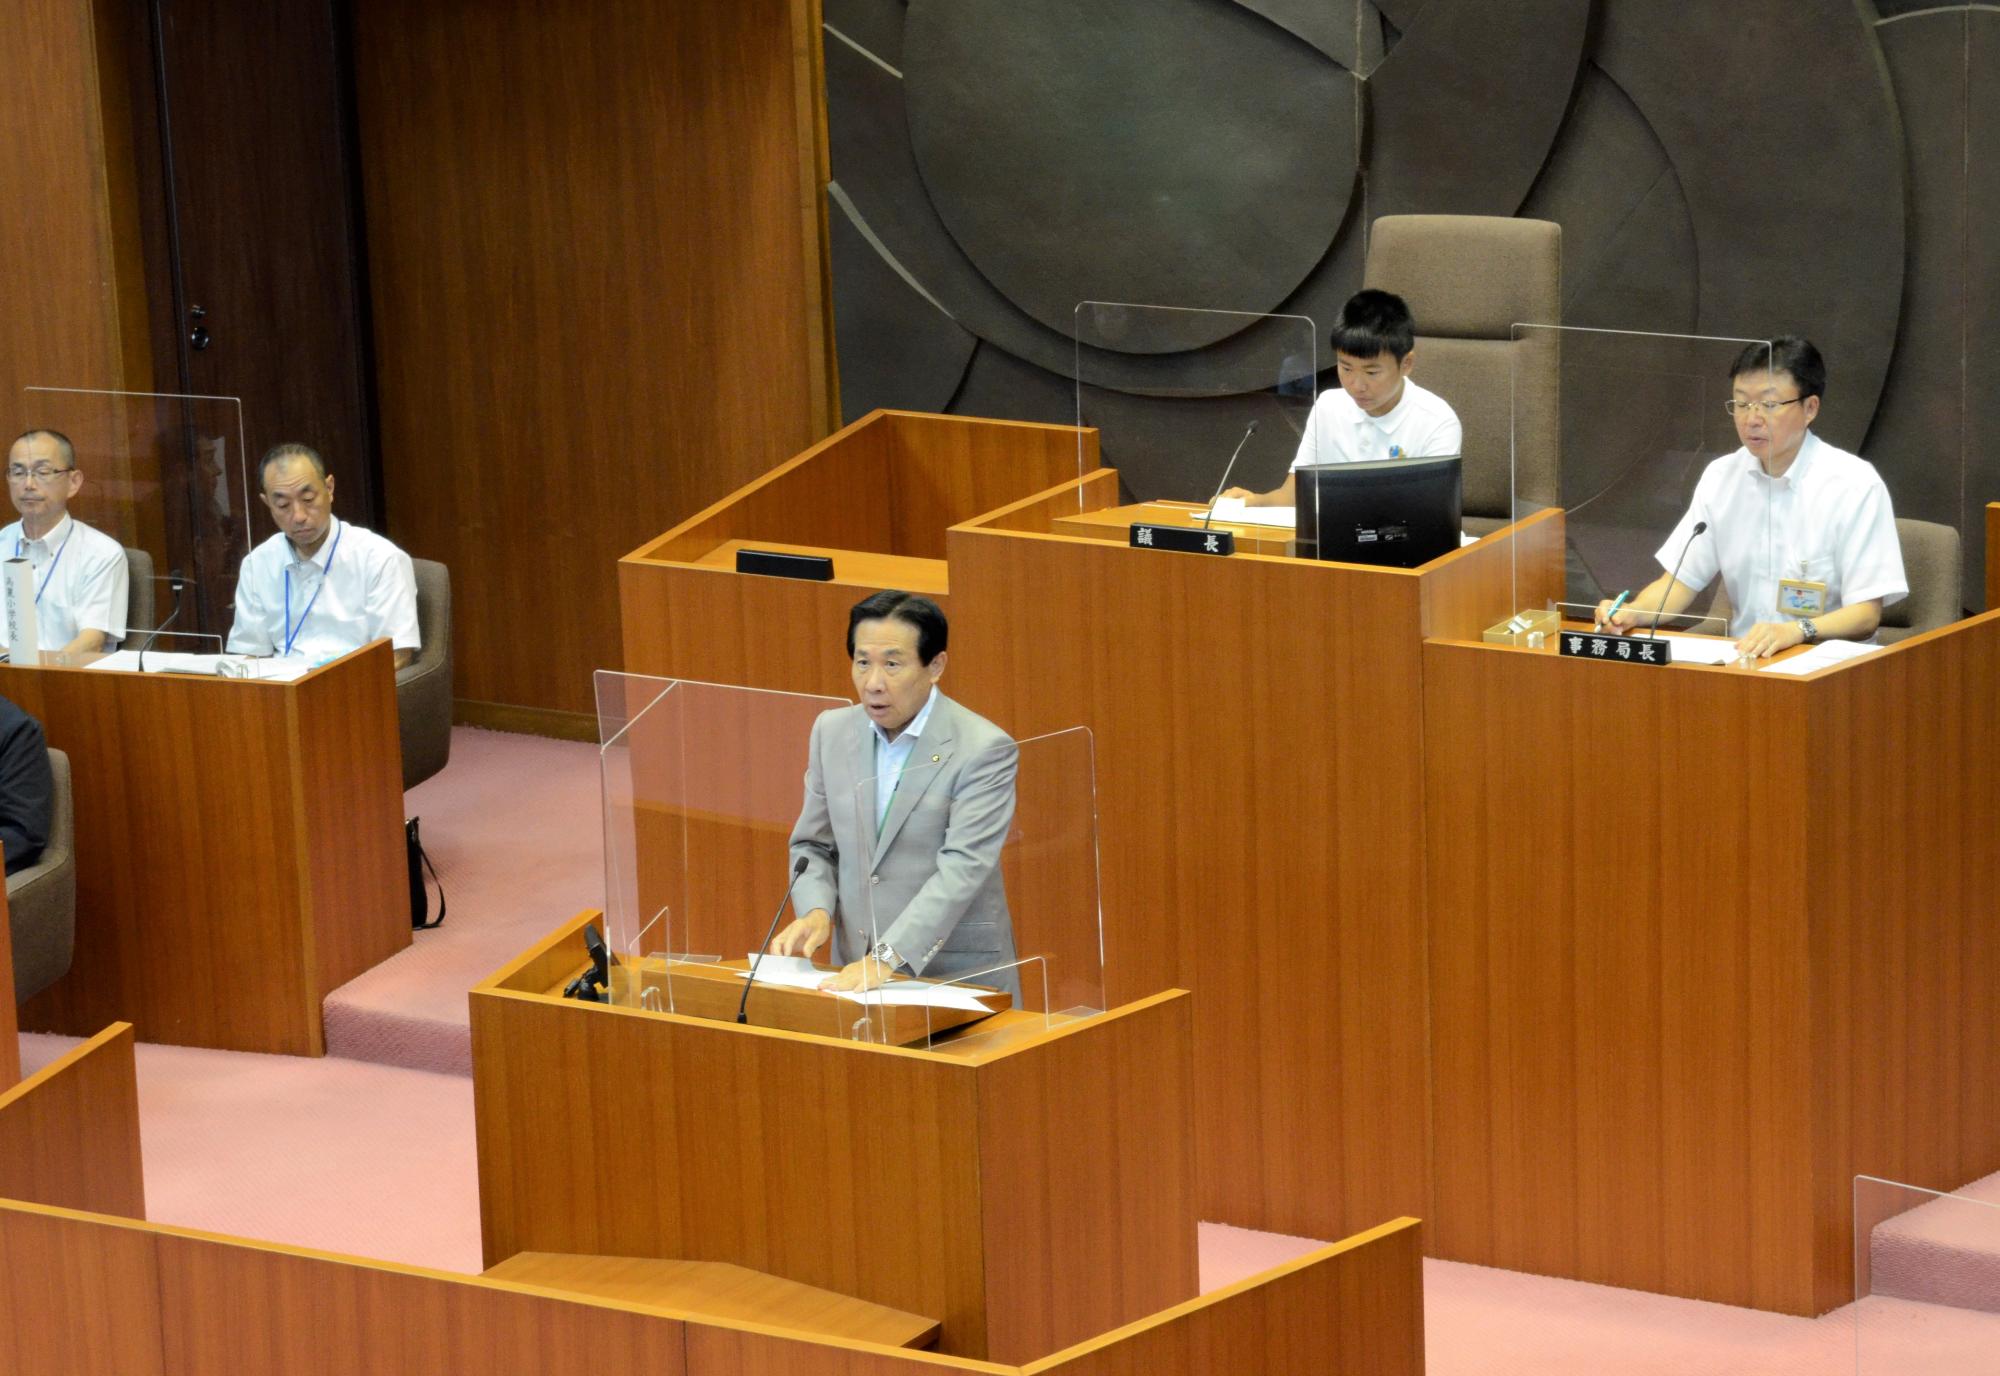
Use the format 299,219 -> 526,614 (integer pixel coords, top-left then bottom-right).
737,953 -> 1002,1011
1759,640 -> 1883,675
84,651 -> 317,680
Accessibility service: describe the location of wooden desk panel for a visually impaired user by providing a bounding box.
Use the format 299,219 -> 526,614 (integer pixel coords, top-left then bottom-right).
1048,501 -> 1295,558
0,886 -> 17,1089
6,644 -> 407,1055
472,914 -> 1198,1363
0,1023 -> 144,1220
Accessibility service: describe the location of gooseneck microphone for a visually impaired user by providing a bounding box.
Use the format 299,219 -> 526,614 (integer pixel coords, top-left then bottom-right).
1201,420 -> 1260,529
135,568 -> 188,673
739,855 -> 811,1024
1646,521 -> 1708,637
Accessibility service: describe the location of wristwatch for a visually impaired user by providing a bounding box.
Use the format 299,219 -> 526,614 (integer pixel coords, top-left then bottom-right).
1799,618 -> 1820,645
870,941 -> 907,973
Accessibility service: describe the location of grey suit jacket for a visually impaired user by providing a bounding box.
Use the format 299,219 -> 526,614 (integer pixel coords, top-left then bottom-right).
787,693 -> 1019,990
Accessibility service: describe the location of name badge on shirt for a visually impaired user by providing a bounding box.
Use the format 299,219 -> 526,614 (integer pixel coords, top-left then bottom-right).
1777,578 -> 1827,617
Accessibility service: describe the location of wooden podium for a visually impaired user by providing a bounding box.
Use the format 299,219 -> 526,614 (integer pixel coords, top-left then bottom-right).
944,469 -> 1563,1248
470,912 -> 1201,1365
619,409 -> 1086,698
1422,519 -> 2000,1314
2,643 -> 409,1056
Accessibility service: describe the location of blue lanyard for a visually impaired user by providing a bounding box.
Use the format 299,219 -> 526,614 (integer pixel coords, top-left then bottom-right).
282,523 -> 343,656
16,527 -> 73,606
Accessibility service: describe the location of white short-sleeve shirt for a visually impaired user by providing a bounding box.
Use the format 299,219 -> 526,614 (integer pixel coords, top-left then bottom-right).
227,515 -> 420,660
1657,431 -> 1908,639
0,514 -> 130,649
1288,377 -> 1462,470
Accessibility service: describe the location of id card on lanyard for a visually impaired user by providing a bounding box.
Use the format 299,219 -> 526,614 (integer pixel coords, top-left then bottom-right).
17,528 -> 72,606
282,524 -> 343,656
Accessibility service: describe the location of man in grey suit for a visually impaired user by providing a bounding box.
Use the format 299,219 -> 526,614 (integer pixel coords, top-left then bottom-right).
773,590 -> 1020,997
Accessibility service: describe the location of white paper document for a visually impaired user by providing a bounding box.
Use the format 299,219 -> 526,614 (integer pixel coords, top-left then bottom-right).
736,952 -> 1001,1011
84,651 -> 317,681
1759,640 -> 1883,676
1198,498 -> 1295,528
1656,634 -> 1740,666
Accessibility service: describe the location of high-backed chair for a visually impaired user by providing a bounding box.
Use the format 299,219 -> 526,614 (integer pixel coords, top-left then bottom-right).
398,558 -> 453,790
1362,215 -> 1562,535
7,748 -> 75,1003
123,546 -> 156,636
1878,517 -> 1962,644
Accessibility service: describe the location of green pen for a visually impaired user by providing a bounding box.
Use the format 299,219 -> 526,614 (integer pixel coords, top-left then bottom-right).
1597,589 -> 1632,632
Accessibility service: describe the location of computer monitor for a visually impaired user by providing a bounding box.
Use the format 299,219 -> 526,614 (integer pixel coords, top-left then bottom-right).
1294,455 -> 1463,569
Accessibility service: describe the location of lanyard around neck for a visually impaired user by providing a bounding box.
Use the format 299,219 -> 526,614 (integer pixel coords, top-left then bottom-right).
16,526 -> 73,606
282,524 -> 343,656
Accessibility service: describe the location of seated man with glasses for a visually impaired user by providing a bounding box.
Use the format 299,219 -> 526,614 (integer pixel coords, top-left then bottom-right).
228,442 -> 418,670
0,429 -> 130,656
1598,336 -> 1906,658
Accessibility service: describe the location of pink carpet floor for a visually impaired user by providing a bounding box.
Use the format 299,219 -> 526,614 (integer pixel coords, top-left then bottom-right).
18,724 -> 1998,1372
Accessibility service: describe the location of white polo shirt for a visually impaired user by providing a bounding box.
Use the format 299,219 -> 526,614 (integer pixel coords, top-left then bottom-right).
0,513 -> 129,649
1657,431 -> 1908,639
227,515 -> 420,660
1289,377 -> 1462,470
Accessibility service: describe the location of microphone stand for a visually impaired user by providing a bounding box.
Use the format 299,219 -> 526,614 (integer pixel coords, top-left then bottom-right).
1644,522 -> 1707,637
1201,420 -> 1260,529
739,856 -> 811,1024
136,570 -> 187,672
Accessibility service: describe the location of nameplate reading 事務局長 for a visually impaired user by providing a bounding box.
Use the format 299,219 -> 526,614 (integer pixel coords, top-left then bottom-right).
1558,630 -> 1673,666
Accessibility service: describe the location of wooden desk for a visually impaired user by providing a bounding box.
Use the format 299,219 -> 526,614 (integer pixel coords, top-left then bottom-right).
0,886 -> 17,1089
606,957 -> 1009,1047
1422,610 -> 2000,1314
620,409 -> 1087,700
946,475 -> 1566,1248
485,1252 -> 941,1349
471,913 -> 1200,1365
1048,499 -> 1295,558
3,643 -> 408,1056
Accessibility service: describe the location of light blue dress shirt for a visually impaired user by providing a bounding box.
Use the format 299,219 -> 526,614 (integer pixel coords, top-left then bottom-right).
869,685 -> 939,833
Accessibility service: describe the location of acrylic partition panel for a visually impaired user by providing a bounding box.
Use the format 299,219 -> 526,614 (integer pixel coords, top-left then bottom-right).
858,726 -> 1105,1053
1073,303 -> 1316,527
1503,329 -> 1778,641
15,389 -> 254,644
1854,1176 -> 2000,1374
595,671 -> 860,1036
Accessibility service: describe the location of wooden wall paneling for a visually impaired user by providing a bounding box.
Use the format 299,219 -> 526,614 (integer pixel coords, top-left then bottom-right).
0,1023 -> 144,1220
885,413 -> 1088,559
966,469 -> 1121,536
0,885 -> 18,1089
1804,611 -> 2000,1312
972,993 -> 1198,1367
292,643 -> 412,1007
0,1203 -> 166,1376
1421,640 -> 1819,1312
1021,1218 -> 1424,1376
0,0 -> 150,421
1986,503 -> 2000,609
352,0 -> 832,718
945,527 -> 1434,1244
1418,508 -> 1567,640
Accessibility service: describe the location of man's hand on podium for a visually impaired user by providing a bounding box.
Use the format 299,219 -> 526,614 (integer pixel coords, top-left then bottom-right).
819,956 -> 895,993
770,909 -> 832,959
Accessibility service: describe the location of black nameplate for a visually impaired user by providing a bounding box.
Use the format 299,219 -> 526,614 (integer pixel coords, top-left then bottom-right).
1557,630 -> 1674,666
736,548 -> 834,581
1128,523 -> 1235,556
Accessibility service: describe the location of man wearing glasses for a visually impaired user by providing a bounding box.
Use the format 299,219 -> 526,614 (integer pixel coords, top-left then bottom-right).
0,429 -> 130,656
1598,336 -> 1906,658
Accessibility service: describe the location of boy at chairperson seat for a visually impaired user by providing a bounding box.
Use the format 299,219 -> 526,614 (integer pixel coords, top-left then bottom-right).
228,442 -> 419,669
1598,336 -> 1907,659
1222,288 -> 1463,507
0,429 -> 130,655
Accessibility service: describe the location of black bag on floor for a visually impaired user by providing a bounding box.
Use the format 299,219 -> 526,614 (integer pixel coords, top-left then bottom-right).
408,817 -> 446,930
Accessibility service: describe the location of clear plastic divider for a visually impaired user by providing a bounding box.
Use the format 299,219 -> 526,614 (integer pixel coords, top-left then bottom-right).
1072,303 -> 1315,545
595,671 -> 855,1036
16,388 -> 253,642
860,726 -> 1104,1052
1507,328 -> 1772,640
1854,1175 -> 2000,1373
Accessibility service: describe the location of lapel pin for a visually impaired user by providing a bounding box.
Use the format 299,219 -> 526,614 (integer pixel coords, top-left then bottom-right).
930,754 -> 941,763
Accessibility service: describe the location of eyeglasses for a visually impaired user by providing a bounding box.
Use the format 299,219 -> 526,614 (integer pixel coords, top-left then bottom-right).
1723,398 -> 1804,417
5,465 -> 74,484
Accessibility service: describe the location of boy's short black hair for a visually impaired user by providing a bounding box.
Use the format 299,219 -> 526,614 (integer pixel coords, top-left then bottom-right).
847,590 -> 948,664
1729,335 -> 1826,402
1331,289 -> 1417,363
